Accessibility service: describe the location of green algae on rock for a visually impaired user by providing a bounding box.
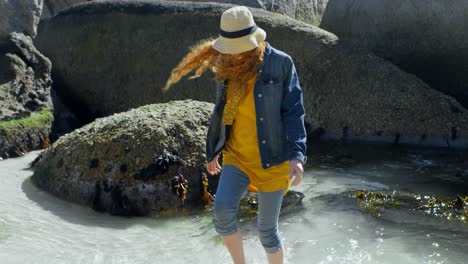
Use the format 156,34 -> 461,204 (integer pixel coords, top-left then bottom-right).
0,106 -> 53,158
0,106 -> 53,131
31,99 -> 214,216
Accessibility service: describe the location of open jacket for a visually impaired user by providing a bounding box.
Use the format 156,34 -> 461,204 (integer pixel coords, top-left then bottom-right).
205,41 -> 307,169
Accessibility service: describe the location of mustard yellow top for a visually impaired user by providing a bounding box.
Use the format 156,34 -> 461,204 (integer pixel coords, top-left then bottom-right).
222,72 -> 291,196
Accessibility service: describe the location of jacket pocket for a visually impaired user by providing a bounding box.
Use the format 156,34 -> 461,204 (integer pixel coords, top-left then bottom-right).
261,79 -> 284,159
262,78 -> 282,116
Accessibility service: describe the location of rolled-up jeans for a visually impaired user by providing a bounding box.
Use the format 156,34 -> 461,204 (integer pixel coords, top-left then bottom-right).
212,164 -> 286,253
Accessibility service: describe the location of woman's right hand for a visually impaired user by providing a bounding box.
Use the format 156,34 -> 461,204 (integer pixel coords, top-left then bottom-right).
206,154 -> 221,175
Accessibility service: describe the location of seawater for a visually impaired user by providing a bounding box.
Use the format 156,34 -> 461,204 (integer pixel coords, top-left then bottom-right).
0,145 -> 467,264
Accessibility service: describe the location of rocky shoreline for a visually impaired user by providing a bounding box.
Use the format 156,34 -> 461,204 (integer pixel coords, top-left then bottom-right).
0,0 -> 466,216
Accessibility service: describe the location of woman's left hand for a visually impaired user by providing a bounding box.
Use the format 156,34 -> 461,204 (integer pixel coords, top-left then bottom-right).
288,159 -> 304,187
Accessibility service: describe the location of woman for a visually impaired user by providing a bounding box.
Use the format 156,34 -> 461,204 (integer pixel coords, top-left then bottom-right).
164,6 -> 307,264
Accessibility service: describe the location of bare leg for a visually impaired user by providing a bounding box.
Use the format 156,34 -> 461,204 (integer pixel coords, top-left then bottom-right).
222,230 -> 245,264
266,247 -> 284,264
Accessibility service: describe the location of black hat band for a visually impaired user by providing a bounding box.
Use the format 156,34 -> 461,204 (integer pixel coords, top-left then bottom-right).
219,24 -> 257,38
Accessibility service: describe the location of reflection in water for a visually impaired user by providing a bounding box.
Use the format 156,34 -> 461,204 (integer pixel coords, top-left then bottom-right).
0,144 -> 467,264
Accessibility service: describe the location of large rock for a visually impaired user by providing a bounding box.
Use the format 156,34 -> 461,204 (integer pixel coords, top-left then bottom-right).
31,100 -> 214,216
36,0 -> 335,120
320,0 -> 468,109
0,0 -> 44,46
0,32 -> 54,159
41,0 -> 327,26
35,0 -> 468,147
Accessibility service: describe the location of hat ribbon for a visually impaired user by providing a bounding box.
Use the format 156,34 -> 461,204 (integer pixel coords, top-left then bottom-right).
219,24 -> 258,38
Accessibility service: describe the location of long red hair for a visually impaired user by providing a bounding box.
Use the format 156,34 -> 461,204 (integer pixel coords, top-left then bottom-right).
164,37 -> 266,93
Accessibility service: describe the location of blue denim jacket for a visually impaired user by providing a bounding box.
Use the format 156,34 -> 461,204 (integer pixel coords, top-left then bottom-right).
205,41 -> 307,169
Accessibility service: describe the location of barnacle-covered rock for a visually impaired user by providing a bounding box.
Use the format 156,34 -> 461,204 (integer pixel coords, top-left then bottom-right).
31,99 -> 213,216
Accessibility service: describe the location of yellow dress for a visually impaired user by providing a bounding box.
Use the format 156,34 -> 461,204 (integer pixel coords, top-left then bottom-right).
222,72 -> 291,196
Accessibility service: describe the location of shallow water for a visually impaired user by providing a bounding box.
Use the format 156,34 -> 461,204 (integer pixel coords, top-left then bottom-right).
0,145 -> 467,264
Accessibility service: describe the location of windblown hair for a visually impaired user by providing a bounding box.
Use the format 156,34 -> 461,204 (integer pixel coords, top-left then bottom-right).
163,37 -> 265,93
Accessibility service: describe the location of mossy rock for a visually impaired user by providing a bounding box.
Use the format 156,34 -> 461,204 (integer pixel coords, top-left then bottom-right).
0,106 -> 53,158
31,99 -> 214,216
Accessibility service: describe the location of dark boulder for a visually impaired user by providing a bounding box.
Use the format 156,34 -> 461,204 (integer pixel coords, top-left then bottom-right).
320,0 -> 468,109
35,0 -> 468,148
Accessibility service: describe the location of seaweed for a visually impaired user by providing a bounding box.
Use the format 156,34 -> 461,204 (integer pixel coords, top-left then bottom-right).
170,174 -> 188,203
355,190 -> 468,224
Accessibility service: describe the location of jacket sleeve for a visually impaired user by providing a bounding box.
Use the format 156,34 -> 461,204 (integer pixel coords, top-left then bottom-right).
280,56 -> 307,165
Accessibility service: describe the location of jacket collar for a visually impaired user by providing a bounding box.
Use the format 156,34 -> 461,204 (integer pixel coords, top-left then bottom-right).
264,41 -> 272,55
258,41 -> 271,76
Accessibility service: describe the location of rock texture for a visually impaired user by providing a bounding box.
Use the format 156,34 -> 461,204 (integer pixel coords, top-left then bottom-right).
256,0 -> 328,26
320,0 -> 468,109
308,46 -> 468,148
0,32 -> 54,159
41,0 -> 89,18
43,0 -> 214,19
0,0 -> 44,46
168,0 -> 329,26
41,0 -> 327,26
35,0 -> 468,148
0,33 -> 52,119
31,100 -> 214,216
41,0 -> 257,19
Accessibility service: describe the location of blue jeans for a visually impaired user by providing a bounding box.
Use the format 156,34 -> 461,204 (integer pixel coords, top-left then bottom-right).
212,164 -> 286,253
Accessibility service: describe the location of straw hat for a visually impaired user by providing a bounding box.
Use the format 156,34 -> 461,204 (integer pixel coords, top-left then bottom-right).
212,6 -> 267,54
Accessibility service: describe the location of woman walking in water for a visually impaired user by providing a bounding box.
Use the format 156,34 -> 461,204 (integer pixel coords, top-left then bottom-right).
164,6 -> 307,264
